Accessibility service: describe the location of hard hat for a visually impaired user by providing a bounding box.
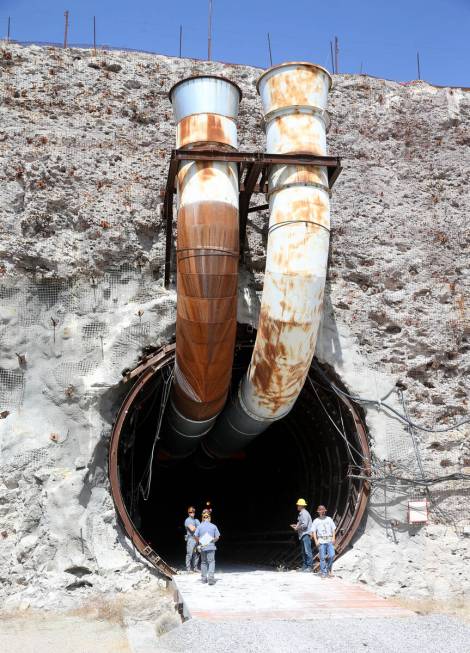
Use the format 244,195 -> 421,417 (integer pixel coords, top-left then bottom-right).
296,498 -> 307,506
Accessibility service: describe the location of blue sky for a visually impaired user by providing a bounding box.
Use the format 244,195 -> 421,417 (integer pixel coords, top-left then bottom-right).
1,0 -> 468,86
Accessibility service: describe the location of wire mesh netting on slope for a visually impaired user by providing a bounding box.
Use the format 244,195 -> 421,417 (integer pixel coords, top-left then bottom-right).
0,265 -> 175,405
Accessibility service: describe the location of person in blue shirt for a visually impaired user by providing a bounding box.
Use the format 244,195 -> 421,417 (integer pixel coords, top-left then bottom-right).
184,506 -> 200,572
194,509 -> 220,585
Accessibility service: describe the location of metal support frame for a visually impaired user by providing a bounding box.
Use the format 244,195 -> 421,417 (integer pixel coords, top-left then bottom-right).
161,148 -> 342,288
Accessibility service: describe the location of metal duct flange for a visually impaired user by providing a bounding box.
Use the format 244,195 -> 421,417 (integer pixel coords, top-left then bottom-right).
162,75 -> 241,458
202,383 -> 272,458
164,399 -> 218,458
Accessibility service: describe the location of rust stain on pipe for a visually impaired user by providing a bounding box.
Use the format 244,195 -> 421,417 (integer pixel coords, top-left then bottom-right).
175,200 -> 238,421
177,113 -> 236,149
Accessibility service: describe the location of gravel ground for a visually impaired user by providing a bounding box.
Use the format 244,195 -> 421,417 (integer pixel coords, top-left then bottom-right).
157,614 -> 470,653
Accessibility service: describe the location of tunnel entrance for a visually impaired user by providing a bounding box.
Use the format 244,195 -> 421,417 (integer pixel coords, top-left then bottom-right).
109,328 -> 370,577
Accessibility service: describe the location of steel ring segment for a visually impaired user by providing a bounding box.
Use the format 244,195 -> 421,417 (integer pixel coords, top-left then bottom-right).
266,181 -> 332,198
176,113 -> 238,149
268,220 -> 331,235
108,345 -> 177,578
263,105 -> 331,133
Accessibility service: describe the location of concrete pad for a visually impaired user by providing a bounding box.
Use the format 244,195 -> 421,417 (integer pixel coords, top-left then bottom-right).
174,568 -> 414,621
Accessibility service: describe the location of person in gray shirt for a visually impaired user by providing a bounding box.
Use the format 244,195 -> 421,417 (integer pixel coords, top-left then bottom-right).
184,506 -> 200,572
290,498 -> 313,572
194,509 -> 220,585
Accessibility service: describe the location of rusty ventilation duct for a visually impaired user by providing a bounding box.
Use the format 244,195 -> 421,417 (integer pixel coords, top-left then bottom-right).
205,63 -> 333,458
163,76 -> 242,457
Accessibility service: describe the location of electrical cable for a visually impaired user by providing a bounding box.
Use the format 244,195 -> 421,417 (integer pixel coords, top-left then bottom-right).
139,365 -> 174,501
312,361 -> 470,433
307,376 -> 370,464
348,472 -> 470,486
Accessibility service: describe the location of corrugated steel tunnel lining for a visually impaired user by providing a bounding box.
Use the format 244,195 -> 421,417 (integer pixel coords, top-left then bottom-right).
163,76 -> 242,457
109,334 -> 370,576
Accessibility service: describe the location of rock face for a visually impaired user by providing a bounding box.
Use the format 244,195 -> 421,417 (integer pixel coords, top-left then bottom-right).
0,44 -> 469,609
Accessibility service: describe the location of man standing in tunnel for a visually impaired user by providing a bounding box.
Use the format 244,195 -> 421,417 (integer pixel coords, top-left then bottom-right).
311,505 -> 336,578
184,506 -> 200,573
290,498 -> 313,572
194,509 -> 220,585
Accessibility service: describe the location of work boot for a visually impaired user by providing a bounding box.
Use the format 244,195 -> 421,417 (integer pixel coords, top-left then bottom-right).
208,578 -> 215,586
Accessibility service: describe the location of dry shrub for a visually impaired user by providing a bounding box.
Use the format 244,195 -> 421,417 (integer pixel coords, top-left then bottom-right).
155,611 -> 181,637
69,596 -> 126,626
396,597 -> 470,623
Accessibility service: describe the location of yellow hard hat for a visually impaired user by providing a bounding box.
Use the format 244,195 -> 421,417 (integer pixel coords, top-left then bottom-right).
296,498 -> 307,506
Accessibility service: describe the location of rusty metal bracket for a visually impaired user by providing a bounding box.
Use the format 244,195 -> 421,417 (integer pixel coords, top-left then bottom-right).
161,149 -> 342,288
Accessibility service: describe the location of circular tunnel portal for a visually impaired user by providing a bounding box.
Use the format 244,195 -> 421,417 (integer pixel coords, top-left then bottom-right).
109,329 -> 370,577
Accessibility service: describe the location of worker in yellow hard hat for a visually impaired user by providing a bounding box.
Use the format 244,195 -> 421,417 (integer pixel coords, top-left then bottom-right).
290,498 -> 313,572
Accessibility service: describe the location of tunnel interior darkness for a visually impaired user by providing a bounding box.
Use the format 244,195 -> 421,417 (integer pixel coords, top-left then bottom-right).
115,329 -> 370,571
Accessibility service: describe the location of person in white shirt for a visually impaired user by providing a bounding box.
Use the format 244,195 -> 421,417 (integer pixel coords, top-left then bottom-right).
310,505 -> 336,579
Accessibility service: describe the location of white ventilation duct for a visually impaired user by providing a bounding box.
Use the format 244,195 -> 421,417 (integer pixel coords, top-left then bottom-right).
205,62 -> 333,457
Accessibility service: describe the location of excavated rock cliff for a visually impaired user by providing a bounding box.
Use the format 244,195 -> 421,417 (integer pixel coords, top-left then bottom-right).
0,43 -> 469,610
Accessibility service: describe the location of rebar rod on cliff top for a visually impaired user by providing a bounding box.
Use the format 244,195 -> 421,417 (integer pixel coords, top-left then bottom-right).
64,10 -> 69,49
208,0 -> 213,60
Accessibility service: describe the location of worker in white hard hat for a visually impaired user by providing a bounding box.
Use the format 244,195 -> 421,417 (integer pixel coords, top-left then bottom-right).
184,506 -> 200,573
290,498 -> 313,572
310,505 -> 336,579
